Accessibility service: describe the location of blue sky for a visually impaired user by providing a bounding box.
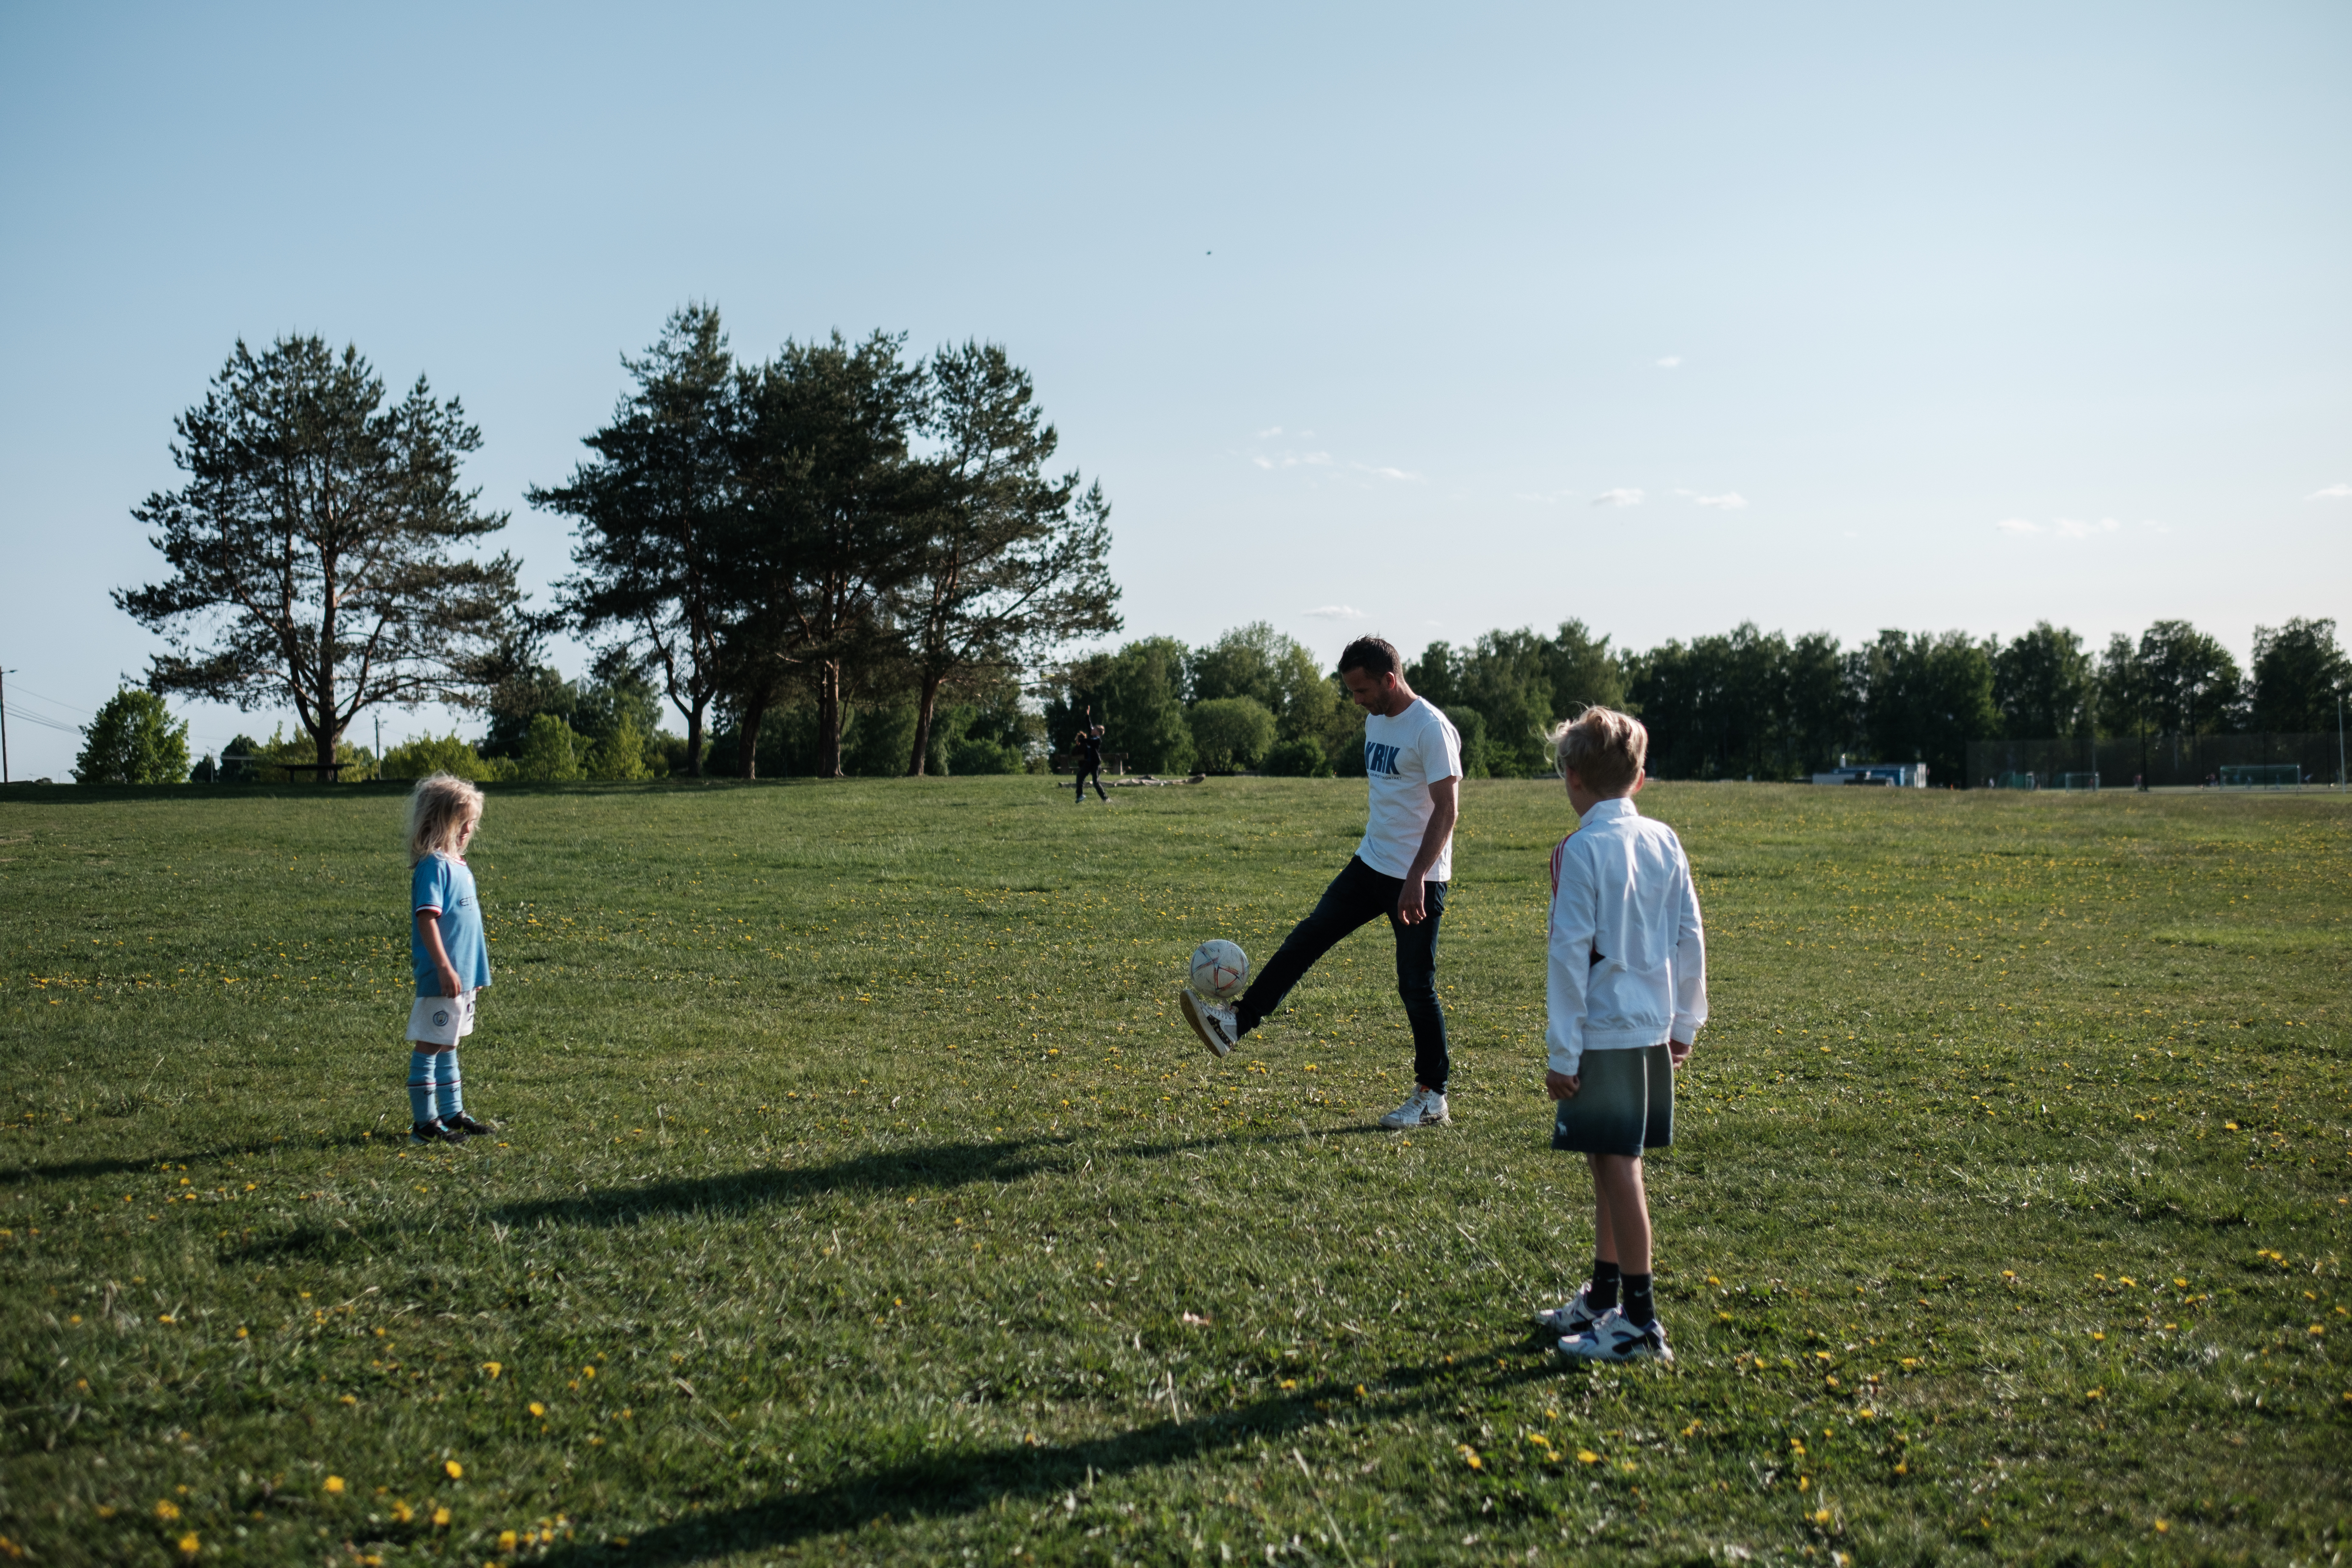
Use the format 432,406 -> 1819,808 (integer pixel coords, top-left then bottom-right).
2,1 -> 2346,775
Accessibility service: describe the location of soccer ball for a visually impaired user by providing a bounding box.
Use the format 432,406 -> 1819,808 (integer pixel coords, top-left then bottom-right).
1189,939 -> 1248,1001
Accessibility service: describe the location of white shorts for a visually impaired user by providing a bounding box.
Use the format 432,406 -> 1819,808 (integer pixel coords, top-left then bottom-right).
406,990 -> 477,1048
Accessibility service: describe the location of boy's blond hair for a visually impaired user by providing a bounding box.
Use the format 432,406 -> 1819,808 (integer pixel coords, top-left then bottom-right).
1550,706 -> 1648,794
407,773 -> 485,863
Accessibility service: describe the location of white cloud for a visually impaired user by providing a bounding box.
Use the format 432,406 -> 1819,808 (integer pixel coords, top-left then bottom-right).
1302,605 -> 1367,620
1996,517 -> 2041,534
2054,516 -> 2122,539
1692,492 -> 1748,509
1256,425 -> 1283,439
1361,465 -> 1422,482
1591,487 -> 1644,507
1251,456 -> 1273,469
1655,356 -> 1682,369
2310,483 -> 2352,500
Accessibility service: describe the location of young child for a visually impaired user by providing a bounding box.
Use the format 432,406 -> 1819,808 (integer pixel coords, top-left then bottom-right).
1533,708 -> 1705,1363
405,773 -> 500,1144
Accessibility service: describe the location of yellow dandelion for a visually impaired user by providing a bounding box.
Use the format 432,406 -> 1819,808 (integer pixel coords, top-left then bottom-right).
481,1362 -> 502,1379
177,1533 -> 200,1556
499,1530 -> 519,1550
529,1402 -> 545,1418
155,1501 -> 181,1521
324,1475 -> 345,1493
444,1460 -> 463,1479
1577,1449 -> 1600,1464
433,1505 -> 452,1527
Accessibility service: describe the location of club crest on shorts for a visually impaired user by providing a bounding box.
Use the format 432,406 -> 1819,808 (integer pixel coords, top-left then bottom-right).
432,1008 -> 450,1027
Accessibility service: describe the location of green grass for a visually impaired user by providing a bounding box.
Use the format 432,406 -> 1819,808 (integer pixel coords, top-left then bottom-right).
2,776 -> 2347,1566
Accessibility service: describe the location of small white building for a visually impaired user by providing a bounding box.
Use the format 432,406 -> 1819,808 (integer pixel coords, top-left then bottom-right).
1811,761 -> 1929,788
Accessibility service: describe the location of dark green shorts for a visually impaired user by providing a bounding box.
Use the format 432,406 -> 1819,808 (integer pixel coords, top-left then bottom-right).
1551,1044 -> 1675,1157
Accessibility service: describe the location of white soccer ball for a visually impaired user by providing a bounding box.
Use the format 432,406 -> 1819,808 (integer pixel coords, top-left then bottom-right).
1189,939 -> 1248,1001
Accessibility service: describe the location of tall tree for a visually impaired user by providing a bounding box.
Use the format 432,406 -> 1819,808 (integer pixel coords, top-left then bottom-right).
1859,629 -> 1996,784
735,332 -> 929,778
534,306 -> 740,775
117,336 -> 521,769
2249,618 -> 2348,733
1542,620 -> 1626,718
1993,622 -> 2095,737
896,342 -> 1121,776
2137,619 -> 2243,735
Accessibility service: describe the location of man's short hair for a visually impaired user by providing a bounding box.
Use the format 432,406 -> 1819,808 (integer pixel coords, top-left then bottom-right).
1336,636 -> 1401,678
1550,706 -> 1648,793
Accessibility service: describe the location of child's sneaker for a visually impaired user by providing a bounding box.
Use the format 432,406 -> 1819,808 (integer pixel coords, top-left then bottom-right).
443,1112 -> 500,1136
408,1119 -> 466,1145
1555,1308 -> 1673,1364
1533,1283 -> 1607,1336
1378,1087 -> 1450,1129
1179,989 -> 1238,1059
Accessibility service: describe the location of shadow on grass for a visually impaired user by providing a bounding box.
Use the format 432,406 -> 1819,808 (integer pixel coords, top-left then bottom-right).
2,1129 -> 386,1185
493,1138 -> 1070,1230
544,1340 -> 1558,1566
483,1124 -> 1396,1233
224,1123 -> 1409,1264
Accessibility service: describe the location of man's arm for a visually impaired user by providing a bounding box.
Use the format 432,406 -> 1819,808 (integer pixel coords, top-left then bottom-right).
1395,775 -> 1458,924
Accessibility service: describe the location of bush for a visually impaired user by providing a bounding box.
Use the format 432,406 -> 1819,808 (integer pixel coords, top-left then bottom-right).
1260,737 -> 1333,778
948,737 -> 1022,775
381,733 -> 498,782
514,714 -> 586,782
586,717 -> 658,781
1187,696 -> 1278,773
74,689 -> 189,784
1440,705 -> 1489,779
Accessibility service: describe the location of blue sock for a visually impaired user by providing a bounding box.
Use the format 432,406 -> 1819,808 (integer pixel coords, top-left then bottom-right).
407,1050 -> 439,1125
433,1049 -> 464,1120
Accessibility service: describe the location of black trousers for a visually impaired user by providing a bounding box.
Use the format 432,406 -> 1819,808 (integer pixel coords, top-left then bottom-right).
1073,764 -> 1107,801
1234,855 -> 1450,1091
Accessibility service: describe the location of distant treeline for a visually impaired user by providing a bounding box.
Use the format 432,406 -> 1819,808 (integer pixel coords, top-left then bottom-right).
90,313 -> 2350,789
1010,614 -> 2349,786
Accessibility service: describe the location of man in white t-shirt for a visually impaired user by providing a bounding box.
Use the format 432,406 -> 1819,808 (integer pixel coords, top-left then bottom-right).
1180,635 -> 1464,1129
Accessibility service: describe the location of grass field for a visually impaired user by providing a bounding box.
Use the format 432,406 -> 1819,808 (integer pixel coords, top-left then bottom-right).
2,775 -> 2347,1567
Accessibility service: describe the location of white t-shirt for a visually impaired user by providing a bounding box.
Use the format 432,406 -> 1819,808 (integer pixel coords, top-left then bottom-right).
1356,698 -> 1463,881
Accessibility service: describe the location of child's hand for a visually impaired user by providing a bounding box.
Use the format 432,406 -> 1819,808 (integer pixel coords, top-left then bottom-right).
1545,1070 -> 1580,1101
1668,1040 -> 1692,1067
436,963 -> 462,999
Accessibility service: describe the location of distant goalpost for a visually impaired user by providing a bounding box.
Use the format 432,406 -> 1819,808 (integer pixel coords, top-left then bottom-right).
2218,763 -> 2301,788
2059,772 -> 2100,791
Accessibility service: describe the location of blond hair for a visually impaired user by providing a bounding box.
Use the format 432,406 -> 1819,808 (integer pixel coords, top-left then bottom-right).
1549,706 -> 1648,794
406,773 -> 484,863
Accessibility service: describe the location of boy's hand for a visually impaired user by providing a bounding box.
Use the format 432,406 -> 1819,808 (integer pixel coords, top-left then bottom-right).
1545,1070 -> 1580,1101
1668,1039 -> 1693,1067
435,963 -> 462,999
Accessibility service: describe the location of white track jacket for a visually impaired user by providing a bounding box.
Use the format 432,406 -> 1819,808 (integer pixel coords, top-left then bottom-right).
1545,796 -> 1708,1076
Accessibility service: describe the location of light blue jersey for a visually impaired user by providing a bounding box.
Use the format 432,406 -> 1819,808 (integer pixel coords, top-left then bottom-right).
411,852 -> 492,996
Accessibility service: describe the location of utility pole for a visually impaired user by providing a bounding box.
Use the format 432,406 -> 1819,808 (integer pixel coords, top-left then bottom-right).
2338,691 -> 2346,792
0,667 -> 12,784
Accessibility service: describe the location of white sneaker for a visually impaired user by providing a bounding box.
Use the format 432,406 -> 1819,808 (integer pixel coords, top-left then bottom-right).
1555,1307 -> 1673,1364
1378,1087 -> 1450,1130
1179,989 -> 1238,1059
1533,1283 -> 1606,1336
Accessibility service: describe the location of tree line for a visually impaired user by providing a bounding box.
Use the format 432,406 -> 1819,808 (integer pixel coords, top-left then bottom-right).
89,318 -> 2348,788
1034,615 -> 2348,789
111,310 -> 1118,780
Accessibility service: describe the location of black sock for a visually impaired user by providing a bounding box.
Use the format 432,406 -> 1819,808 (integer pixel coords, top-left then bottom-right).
1587,1258 -> 1621,1311
1622,1273 -> 1656,1328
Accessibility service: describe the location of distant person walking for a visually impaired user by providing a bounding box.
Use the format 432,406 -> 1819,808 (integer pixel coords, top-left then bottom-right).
1073,711 -> 1109,805
1178,636 -> 1462,1130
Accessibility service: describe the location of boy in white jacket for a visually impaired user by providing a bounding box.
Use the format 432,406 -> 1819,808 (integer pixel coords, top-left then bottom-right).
1534,708 -> 1706,1363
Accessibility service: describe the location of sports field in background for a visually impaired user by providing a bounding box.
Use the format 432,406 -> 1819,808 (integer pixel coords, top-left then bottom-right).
1,776 -> 2345,1566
